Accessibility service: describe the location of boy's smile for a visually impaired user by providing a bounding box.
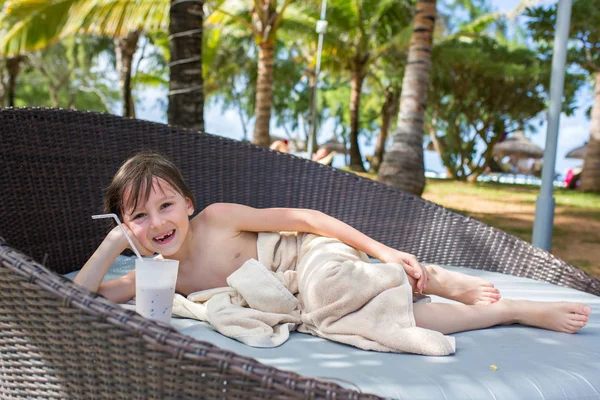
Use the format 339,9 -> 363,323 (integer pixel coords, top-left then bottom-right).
153,229 -> 175,244
123,178 -> 194,258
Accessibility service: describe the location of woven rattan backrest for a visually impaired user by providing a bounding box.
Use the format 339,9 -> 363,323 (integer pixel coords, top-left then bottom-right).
1,108 -> 598,295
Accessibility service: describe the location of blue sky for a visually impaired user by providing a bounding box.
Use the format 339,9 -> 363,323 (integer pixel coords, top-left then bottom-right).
136,0 -> 591,176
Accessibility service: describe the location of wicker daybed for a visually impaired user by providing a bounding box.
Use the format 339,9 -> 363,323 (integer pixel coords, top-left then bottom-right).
1,107 -> 599,399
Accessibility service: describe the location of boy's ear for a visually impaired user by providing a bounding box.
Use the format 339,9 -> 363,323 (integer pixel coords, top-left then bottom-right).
187,199 -> 194,216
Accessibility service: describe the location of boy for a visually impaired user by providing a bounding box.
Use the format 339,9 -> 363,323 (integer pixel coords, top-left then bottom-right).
74,152 -> 591,353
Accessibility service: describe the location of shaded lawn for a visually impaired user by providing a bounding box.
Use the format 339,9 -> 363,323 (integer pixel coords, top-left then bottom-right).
424,179 -> 600,277
345,170 -> 600,278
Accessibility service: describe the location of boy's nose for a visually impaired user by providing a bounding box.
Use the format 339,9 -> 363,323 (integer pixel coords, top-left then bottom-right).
149,214 -> 164,229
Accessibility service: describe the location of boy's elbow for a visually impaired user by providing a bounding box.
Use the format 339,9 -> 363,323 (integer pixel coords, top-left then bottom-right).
97,274 -> 135,304
303,209 -> 325,232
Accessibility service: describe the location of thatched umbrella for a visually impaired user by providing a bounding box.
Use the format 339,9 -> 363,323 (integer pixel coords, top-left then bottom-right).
565,142 -> 587,159
492,131 -> 544,175
492,130 -> 544,159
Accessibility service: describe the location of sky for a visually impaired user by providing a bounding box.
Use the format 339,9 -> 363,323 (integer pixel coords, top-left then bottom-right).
135,0 -> 591,177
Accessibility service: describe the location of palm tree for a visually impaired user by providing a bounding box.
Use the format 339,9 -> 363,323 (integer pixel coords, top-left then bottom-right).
370,85 -> 400,173
367,47 -> 405,173
169,0 -> 204,131
526,0 -> 600,192
0,0 -> 29,107
5,55 -> 25,106
250,1 -> 286,147
0,0 -> 169,117
320,0 -> 413,171
202,24 -> 257,138
570,1 -> 599,193
378,0 -> 437,195
115,30 -> 141,117
581,73 -> 600,192
211,0 -> 293,147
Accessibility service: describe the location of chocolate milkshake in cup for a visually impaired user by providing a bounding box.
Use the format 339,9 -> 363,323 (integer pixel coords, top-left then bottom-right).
135,258 -> 179,323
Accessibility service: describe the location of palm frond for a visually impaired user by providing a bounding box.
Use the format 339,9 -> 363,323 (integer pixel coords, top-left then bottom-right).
455,12 -> 501,35
0,0 -> 169,56
64,0 -> 169,37
370,24 -> 412,61
0,0 -> 74,56
212,6 -> 256,35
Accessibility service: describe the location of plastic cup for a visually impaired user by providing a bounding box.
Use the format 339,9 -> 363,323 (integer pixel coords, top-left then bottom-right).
135,258 -> 179,323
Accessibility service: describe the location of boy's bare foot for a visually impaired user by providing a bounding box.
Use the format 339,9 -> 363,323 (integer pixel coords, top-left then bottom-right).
506,300 -> 592,333
425,265 -> 501,305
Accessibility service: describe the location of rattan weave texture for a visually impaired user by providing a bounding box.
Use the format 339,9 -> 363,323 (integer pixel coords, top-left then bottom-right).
1,241 -> 377,399
1,108 -> 599,399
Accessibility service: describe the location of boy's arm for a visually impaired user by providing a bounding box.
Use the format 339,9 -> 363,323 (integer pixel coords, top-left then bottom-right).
73,226 -> 137,303
97,271 -> 136,304
205,203 -> 428,292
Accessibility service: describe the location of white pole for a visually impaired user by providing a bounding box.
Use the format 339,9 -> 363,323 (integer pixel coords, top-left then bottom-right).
532,0 -> 572,250
307,0 -> 328,157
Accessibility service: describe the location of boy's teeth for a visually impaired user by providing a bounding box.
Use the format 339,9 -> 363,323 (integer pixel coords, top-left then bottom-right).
155,230 -> 173,241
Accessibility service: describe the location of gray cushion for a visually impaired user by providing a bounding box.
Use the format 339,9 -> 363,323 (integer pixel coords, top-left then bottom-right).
66,257 -> 600,399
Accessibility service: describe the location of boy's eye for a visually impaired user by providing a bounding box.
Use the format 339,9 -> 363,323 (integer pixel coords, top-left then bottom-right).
133,213 -> 146,220
161,202 -> 172,209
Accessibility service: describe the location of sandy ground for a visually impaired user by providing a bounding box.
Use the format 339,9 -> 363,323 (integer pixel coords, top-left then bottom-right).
422,193 -> 600,278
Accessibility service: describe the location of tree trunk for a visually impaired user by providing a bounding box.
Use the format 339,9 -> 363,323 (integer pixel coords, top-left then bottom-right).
168,0 -> 204,132
68,89 -> 77,109
370,87 -> 400,173
307,68 -> 318,153
115,30 -> 140,118
252,41 -> 275,147
580,71 -> 600,192
349,60 -> 366,171
48,86 -> 59,108
0,64 -> 6,106
6,56 -> 23,107
378,0 -> 437,196
428,124 -> 454,177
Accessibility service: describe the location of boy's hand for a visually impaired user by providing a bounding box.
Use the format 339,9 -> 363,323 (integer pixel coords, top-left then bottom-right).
106,225 -> 154,257
380,249 -> 428,293
123,224 -> 155,257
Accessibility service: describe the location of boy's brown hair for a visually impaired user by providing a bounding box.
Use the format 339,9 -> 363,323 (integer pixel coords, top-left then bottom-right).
104,152 -> 195,218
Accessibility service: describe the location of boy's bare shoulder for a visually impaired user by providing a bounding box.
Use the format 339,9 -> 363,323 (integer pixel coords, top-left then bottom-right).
192,203 -> 240,233
201,203 -> 239,216
195,203 -> 241,224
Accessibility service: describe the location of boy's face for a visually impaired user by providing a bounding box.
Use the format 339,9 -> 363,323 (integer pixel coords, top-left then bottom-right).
122,178 -> 194,257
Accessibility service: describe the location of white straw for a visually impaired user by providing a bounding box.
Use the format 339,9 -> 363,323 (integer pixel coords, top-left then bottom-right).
92,213 -> 144,261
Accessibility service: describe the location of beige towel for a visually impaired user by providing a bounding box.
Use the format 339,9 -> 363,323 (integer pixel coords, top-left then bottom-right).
173,259 -> 301,347
173,232 -> 455,356
258,232 -> 456,356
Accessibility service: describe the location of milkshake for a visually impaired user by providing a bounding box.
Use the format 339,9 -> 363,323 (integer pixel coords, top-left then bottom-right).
136,285 -> 177,322
135,258 -> 179,323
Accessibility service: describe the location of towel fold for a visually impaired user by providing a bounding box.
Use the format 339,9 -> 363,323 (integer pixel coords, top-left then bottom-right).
174,257 -> 301,348
173,232 -> 456,356
227,258 -> 298,314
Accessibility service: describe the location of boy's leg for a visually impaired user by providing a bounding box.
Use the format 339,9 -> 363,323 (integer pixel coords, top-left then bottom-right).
413,299 -> 591,335
420,264 -> 501,305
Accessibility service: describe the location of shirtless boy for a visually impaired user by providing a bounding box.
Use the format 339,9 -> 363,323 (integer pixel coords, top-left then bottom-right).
74,152 -> 591,336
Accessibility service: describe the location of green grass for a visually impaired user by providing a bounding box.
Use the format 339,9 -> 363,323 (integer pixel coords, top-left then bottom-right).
474,215 -> 532,241
343,170 -> 600,213
421,179 -> 600,214
570,259 -> 593,271
343,171 -> 600,276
